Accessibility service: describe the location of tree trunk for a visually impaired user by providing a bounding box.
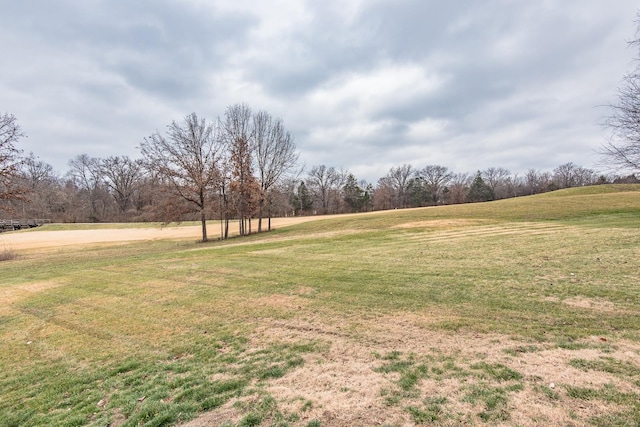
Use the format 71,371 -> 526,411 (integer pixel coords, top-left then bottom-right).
200,209 -> 207,242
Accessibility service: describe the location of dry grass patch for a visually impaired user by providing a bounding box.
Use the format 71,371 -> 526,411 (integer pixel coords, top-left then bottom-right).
392,218 -> 485,230
254,295 -> 310,311
0,246 -> 17,261
182,313 -> 640,427
562,296 -> 617,312
0,280 -> 64,312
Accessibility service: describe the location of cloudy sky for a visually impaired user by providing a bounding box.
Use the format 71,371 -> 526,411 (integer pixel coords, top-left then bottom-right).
1,0 -> 638,182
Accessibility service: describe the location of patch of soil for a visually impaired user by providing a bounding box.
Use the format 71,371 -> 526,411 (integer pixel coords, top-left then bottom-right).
182,313 -> 640,426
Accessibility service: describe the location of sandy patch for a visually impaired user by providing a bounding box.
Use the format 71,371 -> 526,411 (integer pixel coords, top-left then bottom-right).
0,217 -> 327,251
0,227 -> 199,250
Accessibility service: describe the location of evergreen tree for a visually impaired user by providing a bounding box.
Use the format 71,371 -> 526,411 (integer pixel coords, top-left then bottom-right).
467,172 -> 494,202
291,181 -> 313,215
342,173 -> 363,212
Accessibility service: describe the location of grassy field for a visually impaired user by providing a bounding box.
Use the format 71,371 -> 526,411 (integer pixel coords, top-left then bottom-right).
1,184 -> 639,426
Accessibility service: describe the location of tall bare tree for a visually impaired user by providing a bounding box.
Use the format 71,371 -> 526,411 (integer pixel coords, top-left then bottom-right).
386,164 -> 416,208
603,14 -> 640,172
140,113 -> 221,242
374,176 -> 395,210
444,173 -> 471,205
482,167 -> 511,199
221,104 -> 257,236
21,153 -> 61,218
553,162 -> 595,189
252,110 -> 298,231
0,113 -> 27,211
101,156 -> 143,215
67,154 -> 107,221
419,165 -> 453,205
306,165 -> 343,214
24,153 -> 55,190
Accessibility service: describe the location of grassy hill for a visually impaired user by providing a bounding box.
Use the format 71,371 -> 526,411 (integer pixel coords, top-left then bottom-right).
1,185 -> 639,426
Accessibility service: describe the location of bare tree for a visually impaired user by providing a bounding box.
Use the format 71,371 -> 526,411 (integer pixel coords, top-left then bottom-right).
140,113 -> 221,242
504,174 -> 524,198
21,153 -> 61,219
24,153 -> 56,190
221,104 -> 258,236
444,173 -> 471,205
419,165 -> 453,204
524,169 -> 542,195
603,15 -> 640,172
482,167 -> 511,199
252,110 -> 298,231
374,176 -> 395,210
386,164 -> 416,208
101,156 -> 143,215
67,154 -> 106,221
306,165 -> 343,214
553,162 -> 595,189
216,151 -> 233,240
0,113 -> 27,210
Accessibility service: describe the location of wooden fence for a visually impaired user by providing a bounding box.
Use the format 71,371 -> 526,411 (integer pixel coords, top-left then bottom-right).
0,219 -> 51,232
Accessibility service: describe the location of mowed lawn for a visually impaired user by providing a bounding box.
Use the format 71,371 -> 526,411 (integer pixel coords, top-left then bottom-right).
1,184 -> 639,427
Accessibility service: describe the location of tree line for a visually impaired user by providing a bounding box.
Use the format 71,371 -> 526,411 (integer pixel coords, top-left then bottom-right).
294,162 -> 636,216
3,104 -> 638,242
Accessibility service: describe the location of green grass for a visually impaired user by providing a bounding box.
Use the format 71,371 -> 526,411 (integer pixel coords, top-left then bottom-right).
1,184 -> 639,426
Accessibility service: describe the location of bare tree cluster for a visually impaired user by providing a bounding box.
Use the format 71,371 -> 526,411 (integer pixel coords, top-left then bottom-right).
299,161 -> 603,215
2,105 -> 633,227
141,113 -> 221,241
140,107 -> 299,241
2,107 -> 299,242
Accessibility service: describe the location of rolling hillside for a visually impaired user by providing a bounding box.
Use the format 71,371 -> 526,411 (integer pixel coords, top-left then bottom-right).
1,185 -> 639,426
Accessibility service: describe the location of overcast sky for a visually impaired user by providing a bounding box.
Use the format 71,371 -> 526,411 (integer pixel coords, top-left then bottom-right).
1,1 -> 638,183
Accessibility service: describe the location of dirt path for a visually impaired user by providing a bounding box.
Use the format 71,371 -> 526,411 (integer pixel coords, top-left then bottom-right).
0,217 -> 325,250
0,208 -> 412,251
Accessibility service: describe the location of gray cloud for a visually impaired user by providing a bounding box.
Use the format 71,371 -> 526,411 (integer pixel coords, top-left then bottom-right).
1,0 -> 637,183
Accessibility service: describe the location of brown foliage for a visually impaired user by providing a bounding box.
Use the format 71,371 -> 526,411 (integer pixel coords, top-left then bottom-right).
0,113 -> 28,212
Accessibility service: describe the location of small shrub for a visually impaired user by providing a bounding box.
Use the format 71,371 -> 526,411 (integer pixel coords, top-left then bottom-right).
0,247 -> 17,262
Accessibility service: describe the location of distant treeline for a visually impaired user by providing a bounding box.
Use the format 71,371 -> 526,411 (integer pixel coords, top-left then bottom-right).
5,154 -> 638,224
2,109 -> 638,226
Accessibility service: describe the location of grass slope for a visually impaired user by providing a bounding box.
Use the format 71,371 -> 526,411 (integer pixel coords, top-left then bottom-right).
0,185 -> 639,426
